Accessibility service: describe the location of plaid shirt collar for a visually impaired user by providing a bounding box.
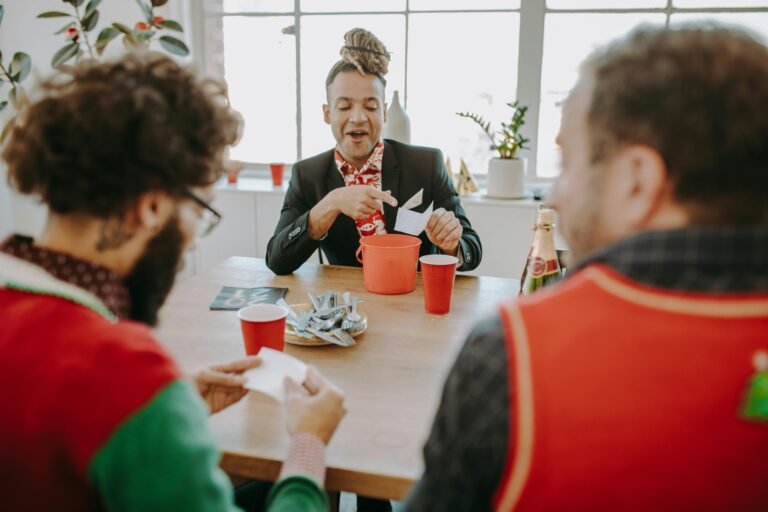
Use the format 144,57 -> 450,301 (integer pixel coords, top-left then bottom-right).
573,226 -> 768,293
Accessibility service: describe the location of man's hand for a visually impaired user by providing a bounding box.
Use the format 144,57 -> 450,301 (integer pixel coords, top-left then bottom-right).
194,356 -> 261,414
309,185 -> 397,239
425,208 -> 462,255
330,185 -> 398,220
284,366 -> 346,445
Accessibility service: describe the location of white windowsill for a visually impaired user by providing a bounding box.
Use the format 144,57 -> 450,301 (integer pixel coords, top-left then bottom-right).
217,176 -> 545,209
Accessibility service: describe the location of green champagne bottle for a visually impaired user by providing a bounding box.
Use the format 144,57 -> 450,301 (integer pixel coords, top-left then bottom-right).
520,207 -> 562,295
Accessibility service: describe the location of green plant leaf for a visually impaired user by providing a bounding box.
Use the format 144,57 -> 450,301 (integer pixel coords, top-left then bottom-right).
74,0 -> 87,7
112,22 -> 132,34
132,29 -> 155,42
9,53 -> 32,83
37,11 -> 72,18
85,0 -> 101,17
159,35 -> 189,56
122,33 -> 140,49
139,1 -> 153,22
157,19 -> 183,32
82,8 -> 99,31
9,86 -> 26,109
95,26 -> 120,55
0,116 -> 16,144
51,42 -> 80,68
55,21 -> 77,34
0,5 -> 5,29
0,101 -> 7,113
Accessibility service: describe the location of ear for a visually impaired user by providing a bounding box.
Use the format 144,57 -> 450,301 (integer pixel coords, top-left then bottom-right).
323,104 -> 331,125
383,102 -> 388,124
133,190 -> 175,233
609,145 -> 668,230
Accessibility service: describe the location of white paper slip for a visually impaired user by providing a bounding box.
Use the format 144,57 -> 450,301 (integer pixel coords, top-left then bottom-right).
243,348 -> 308,403
394,202 -> 434,236
401,188 -> 423,210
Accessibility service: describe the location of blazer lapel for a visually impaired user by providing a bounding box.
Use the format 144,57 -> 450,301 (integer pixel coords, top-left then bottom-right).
381,141 -> 400,230
325,151 -> 345,193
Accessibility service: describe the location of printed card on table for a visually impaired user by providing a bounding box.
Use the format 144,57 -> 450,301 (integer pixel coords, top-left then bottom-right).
243,348 -> 307,403
208,286 -> 288,311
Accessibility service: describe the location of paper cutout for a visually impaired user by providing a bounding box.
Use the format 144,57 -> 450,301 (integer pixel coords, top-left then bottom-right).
401,189 -> 423,210
395,202 -> 434,236
243,348 -> 308,403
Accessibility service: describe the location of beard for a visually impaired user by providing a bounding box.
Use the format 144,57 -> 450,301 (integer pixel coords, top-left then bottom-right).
123,216 -> 184,326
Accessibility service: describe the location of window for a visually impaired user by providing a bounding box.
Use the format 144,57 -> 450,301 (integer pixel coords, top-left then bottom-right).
202,0 -> 768,180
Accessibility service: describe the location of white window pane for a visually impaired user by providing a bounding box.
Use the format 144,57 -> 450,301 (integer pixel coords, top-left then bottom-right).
300,0 -> 406,13
672,13 -> 768,42
213,0 -> 294,13
223,16 -> 297,163
300,15 -> 406,159
673,0 -> 768,7
410,0 -> 520,10
408,13 -> 519,176
548,0 -> 666,8
536,13 -> 665,178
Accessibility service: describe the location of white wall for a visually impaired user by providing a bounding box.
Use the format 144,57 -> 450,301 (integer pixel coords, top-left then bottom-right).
0,0 -> 192,239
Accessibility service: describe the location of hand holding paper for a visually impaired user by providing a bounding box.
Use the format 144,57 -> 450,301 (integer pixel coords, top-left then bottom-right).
243,348 -> 307,403
425,207 -> 463,256
195,356 -> 262,414
285,366 -> 346,445
394,188 -> 434,236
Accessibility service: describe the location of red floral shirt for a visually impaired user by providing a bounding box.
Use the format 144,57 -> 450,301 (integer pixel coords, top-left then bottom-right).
334,141 -> 387,237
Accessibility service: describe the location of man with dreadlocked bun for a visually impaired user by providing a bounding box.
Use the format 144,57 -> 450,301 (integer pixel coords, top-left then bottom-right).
266,28 -> 482,276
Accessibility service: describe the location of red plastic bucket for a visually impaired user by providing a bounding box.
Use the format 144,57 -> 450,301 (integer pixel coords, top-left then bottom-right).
355,234 -> 422,294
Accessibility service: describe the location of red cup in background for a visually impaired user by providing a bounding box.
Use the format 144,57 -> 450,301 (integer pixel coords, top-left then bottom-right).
270,163 -> 284,187
237,304 -> 288,354
420,254 -> 459,314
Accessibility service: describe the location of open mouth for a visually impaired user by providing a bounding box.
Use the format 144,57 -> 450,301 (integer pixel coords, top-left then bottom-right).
346,130 -> 369,140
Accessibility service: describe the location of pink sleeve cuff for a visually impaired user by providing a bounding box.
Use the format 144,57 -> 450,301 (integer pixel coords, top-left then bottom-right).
278,432 -> 326,485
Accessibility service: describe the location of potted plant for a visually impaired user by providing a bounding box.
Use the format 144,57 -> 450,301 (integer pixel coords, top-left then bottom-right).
457,100 -> 529,198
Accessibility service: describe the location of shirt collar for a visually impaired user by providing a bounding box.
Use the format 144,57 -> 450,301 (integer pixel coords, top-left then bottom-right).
0,234 -> 131,318
573,226 -> 768,293
334,140 -> 384,179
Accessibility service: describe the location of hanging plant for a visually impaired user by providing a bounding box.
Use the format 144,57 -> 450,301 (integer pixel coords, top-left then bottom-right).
38,0 -> 189,69
0,3 -> 33,143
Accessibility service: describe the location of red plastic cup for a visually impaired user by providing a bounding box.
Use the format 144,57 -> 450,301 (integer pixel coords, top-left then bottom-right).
420,254 -> 459,314
270,163 -> 284,187
237,304 -> 287,355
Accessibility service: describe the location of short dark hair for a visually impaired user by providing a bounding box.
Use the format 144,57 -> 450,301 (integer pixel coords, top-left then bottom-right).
3,53 -> 241,217
584,23 -> 768,224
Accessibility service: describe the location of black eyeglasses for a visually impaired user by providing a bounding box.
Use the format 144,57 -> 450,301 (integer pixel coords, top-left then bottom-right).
181,189 -> 222,237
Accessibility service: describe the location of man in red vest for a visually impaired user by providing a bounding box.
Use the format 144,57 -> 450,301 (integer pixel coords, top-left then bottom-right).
404,24 -> 768,511
0,54 -> 344,511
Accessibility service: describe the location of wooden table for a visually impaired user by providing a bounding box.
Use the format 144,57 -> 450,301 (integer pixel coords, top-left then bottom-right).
156,257 -> 519,500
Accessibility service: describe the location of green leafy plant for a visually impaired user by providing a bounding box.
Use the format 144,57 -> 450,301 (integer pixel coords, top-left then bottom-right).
38,0 -> 189,68
0,3 -> 33,142
457,100 -> 530,160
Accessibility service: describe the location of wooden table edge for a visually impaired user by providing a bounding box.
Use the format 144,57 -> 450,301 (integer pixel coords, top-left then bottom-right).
221,452 -> 416,500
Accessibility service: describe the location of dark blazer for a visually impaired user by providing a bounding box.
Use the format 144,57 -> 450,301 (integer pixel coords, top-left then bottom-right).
265,139 -> 482,275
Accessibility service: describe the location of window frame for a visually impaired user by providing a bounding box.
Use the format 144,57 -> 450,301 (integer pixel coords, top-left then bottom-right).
196,0 -> 768,182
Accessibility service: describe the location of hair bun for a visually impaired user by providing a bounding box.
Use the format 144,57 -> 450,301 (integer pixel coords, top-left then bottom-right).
340,28 -> 390,77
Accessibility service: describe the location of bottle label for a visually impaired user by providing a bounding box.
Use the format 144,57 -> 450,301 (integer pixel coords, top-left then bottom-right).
529,257 -> 559,277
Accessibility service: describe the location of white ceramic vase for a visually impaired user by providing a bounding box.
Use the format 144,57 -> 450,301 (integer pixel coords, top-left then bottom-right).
486,158 -> 526,199
383,90 -> 411,144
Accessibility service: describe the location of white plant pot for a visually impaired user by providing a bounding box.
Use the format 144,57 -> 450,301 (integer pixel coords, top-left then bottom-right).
486,158 -> 526,199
